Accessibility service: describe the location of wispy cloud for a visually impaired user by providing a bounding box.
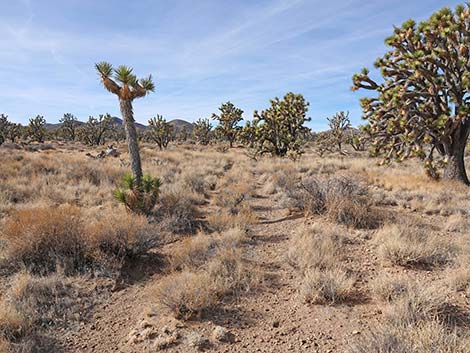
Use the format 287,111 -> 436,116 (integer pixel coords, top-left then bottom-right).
0,0 -> 463,129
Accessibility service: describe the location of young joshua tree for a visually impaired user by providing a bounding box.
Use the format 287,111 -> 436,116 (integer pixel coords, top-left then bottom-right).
96,63 -> 161,214
59,113 -> 80,141
212,101 -> 243,147
147,115 -> 174,150
352,4 -> 470,184
327,111 -> 351,154
27,115 -> 47,143
95,62 -> 155,187
193,118 -> 213,145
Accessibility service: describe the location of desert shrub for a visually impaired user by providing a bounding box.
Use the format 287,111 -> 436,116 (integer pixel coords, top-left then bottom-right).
283,177 -> 325,214
301,267 -> 355,304
153,271 -> 217,319
375,224 -> 456,268
169,232 -> 219,271
0,272 -> 92,352
156,187 -> 200,234
0,205 -> 87,274
169,228 -> 245,271
349,320 -> 470,353
370,273 -> 408,302
324,176 -> 379,228
155,229 -> 257,320
286,223 -> 344,272
214,183 -> 251,215
205,248 -> 258,297
85,211 -> 160,271
283,175 -> 381,228
0,304 -> 31,343
207,206 -> 256,233
386,282 -> 456,327
0,205 -> 160,275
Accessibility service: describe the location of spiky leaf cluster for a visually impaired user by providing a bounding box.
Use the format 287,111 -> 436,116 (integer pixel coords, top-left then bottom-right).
95,62 -> 155,101
114,173 -> 162,215
352,4 -> 470,176
146,115 -> 174,149
78,114 -> 113,146
212,101 -> 243,147
27,115 -> 47,143
193,118 -> 213,145
252,92 -> 311,157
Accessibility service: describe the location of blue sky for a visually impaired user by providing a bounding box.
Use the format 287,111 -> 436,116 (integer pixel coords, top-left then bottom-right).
0,0 -> 462,130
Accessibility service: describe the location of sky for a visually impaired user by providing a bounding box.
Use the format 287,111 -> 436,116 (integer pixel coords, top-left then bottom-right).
0,0 -> 463,130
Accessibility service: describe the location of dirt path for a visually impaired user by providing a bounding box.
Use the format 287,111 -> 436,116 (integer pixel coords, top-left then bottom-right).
61,181 -> 381,353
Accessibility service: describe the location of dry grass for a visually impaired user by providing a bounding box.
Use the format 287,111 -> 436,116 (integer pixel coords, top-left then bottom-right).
286,223 -> 345,272
0,205 -> 160,275
287,222 -> 357,304
301,267 -> 355,304
283,175 -> 382,229
0,205 -> 87,274
154,247 -> 258,319
375,223 -> 456,268
349,320 -> 470,353
370,273 -> 408,303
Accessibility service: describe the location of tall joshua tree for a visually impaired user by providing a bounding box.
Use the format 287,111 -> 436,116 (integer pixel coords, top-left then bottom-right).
352,4 -> 470,184
95,62 -> 155,187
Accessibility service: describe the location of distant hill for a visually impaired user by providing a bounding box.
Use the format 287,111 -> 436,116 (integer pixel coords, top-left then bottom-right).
168,119 -> 194,132
45,117 -> 193,132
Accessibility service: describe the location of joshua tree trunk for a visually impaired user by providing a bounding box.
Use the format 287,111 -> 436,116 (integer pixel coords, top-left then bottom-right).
119,99 -> 143,186
443,122 -> 470,185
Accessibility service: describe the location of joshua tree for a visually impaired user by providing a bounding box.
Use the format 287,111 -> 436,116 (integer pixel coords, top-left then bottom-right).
0,114 -> 8,145
95,62 -> 155,186
239,121 -> 257,148
252,92 -> 311,157
147,115 -> 174,149
78,114 -> 113,146
212,101 -> 243,147
327,111 -> 351,154
193,118 -> 213,145
59,113 -> 79,141
27,115 -> 47,143
176,125 -> 190,142
352,4 -> 470,184
347,126 -> 368,152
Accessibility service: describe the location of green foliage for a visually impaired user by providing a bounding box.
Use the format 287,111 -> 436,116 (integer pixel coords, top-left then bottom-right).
252,92 -> 311,157
78,114 -> 113,146
176,125 -> 190,142
0,114 -> 9,145
352,4 -> 470,180
193,118 -> 213,145
212,101 -> 243,147
147,115 -> 174,149
59,113 -> 79,141
239,121 -> 257,148
95,61 -> 155,99
113,173 -> 162,215
27,115 -> 47,143
327,111 -> 351,153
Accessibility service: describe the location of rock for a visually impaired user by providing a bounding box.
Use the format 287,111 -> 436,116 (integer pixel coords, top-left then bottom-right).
212,326 -> 235,343
186,332 -> 211,351
272,320 -> 280,328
